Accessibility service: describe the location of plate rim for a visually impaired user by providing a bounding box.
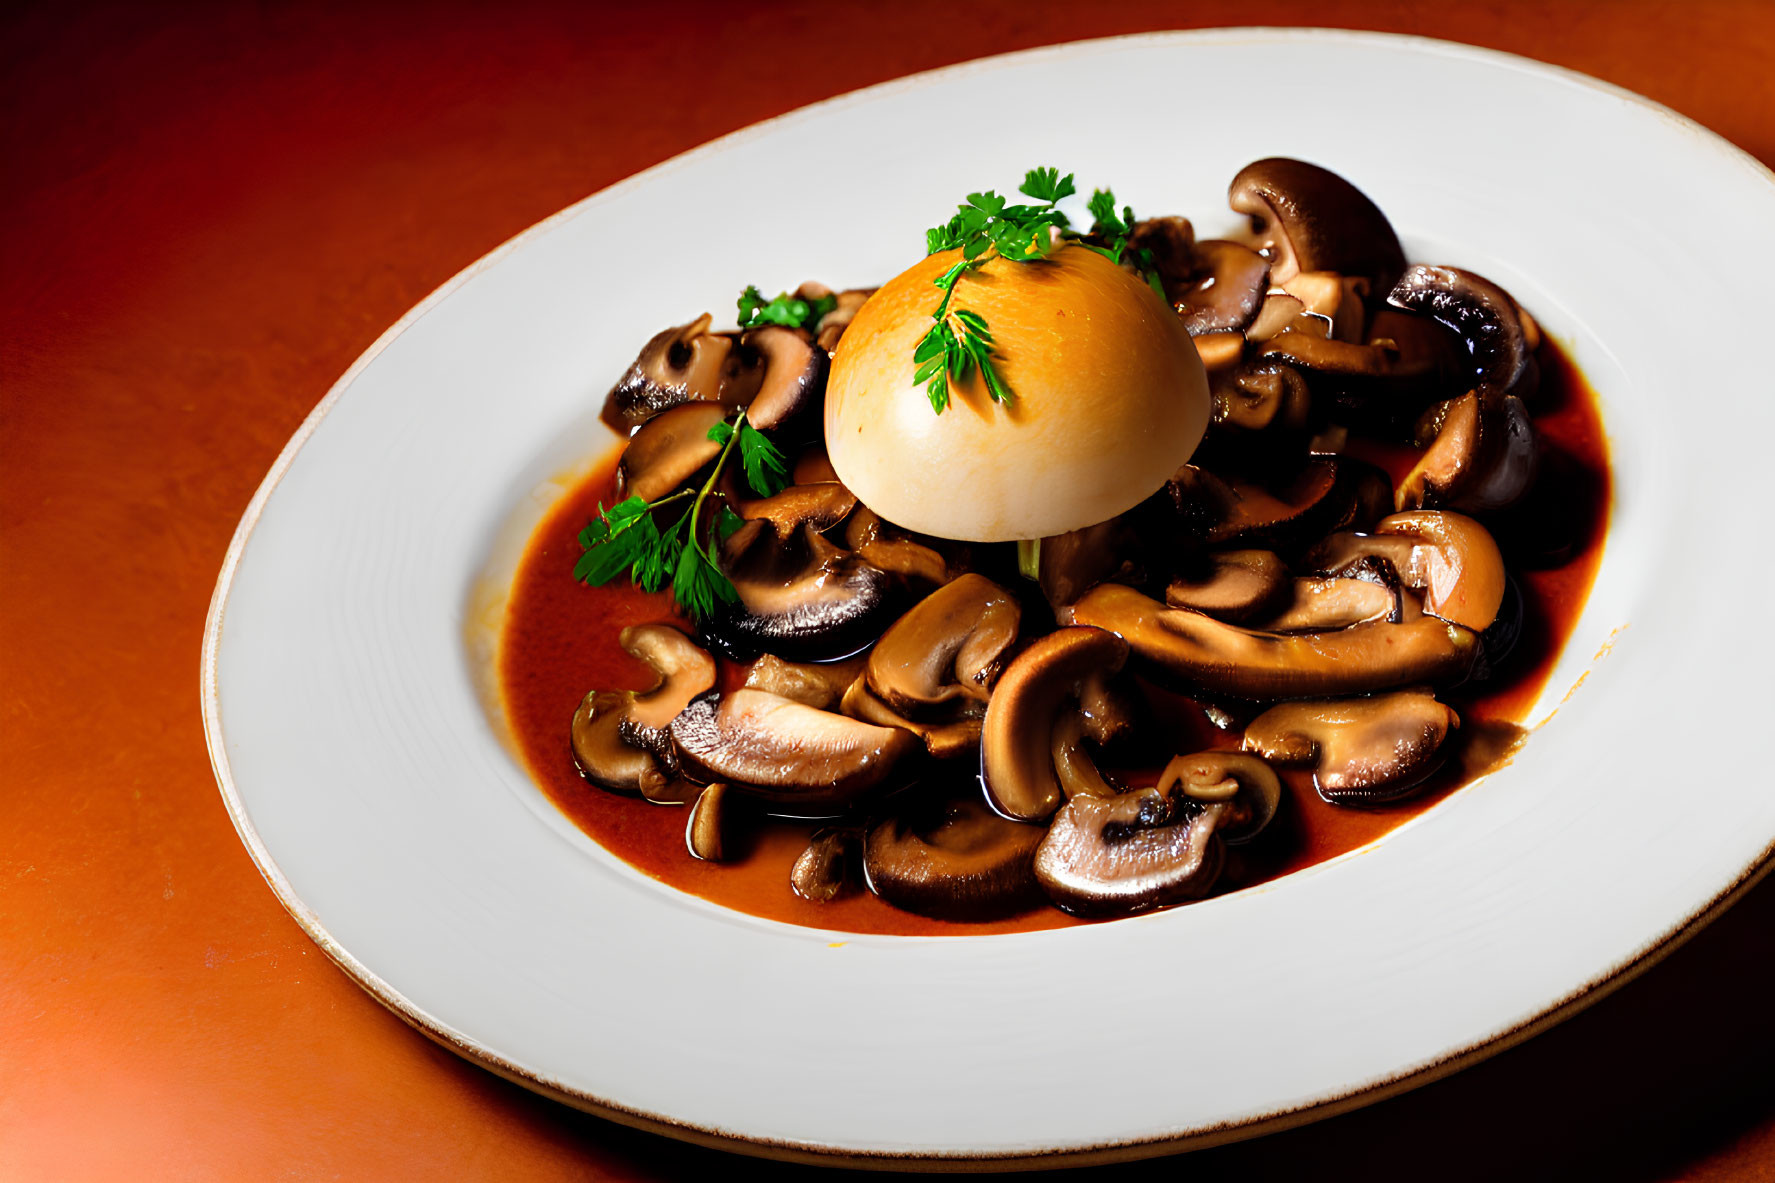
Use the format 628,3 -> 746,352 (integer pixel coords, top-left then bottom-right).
200,25 -> 1775,1169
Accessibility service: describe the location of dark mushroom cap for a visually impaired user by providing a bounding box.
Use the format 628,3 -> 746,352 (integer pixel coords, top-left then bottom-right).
1034,788 -> 1226,918
1165,549 -> 1292,624
1154,751 -> 1282,845
1125,216 -> 1196,292
615,402 -> 729,505
1066,582 -> 1479,700
867,573 -> 1021,716
1398,389 -> 1539,513
864,791 -> 1044,921
980,627 -> 1130,822
1387,265 -> 1529,395
740,325 -> 829,432
1166,456 -> 1390,556
706,520 -> 897,662
1209,361 -> 1313,438
1176,239 -> 1270,335
669,689 -> 916,816
1228,158 -> 1406,290
600,314 -> 754,432
1244,687 -> 1460,804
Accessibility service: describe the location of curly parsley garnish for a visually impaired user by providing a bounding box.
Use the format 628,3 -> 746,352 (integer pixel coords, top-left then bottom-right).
736,285 -> 838,331
573,408 -> 788,620
916,168 -> 1162,414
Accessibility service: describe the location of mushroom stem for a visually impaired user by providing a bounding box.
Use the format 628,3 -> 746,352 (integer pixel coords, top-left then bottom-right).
1017,537 -> 1042,582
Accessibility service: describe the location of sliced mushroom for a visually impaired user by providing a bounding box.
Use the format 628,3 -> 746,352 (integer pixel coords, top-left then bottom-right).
864,574 -> 1020,716
1193,331 -> 1246,375
1165,549 -> 1291,623
1387,265 -> 1539,511
840,676 -> 983,760
1066,582 -> 1479,700
980,627 -> 1129,823
614,402 -> 729,505
669,689 -> 916,816
1244,688 -> 1460,804
1175,240 -> 1270,335
1244,290 -> 1310,342
864,791 -> 1044,921
791,445 -> 840,485
1305,510 -> 1506,632
1210,360 -> 1313,438
741,652 -> 866,710
1126,216 -> 1196,291
708,520 -> 897,661
1256,575 -> 1402,632
808,287 -> 874,353
685,783 -> 732,861
844,507 -> 951,587
1034,788 -> 1226,918
1228,158 -> 1406,290
1050,711 -> 1119,800
569,625 -> 715,795
741,325 -> 828,431
1167,456 -> 1390,555
737,482 -> 857,536
1154,751 -> 1281,845
791,827 -> 859,902
601,315 -> 756,432
1280,271 -> 1368,342
1037,515 -> 1142,612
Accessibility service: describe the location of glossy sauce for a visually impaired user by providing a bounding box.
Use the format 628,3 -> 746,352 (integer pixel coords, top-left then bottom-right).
498,340 -> 1610,936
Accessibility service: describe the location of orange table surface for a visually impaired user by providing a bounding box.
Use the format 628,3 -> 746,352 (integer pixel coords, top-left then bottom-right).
5,2 -> 1774,1178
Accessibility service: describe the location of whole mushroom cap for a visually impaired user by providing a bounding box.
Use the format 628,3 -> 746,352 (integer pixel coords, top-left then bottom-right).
824,244 -> 1210,542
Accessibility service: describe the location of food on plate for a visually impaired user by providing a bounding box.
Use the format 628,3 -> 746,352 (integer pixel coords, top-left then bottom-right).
498,158 -> 1611,932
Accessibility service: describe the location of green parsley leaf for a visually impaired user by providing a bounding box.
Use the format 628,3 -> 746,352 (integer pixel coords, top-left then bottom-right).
737,419 -> 789,496
1019,167 -> 1076,204
735,285 -> 833,331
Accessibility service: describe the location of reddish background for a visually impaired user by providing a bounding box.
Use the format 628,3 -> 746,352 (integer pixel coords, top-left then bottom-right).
5,2 -> 1774,1178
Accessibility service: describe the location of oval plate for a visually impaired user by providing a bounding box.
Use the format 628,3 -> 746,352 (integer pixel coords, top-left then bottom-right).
203,29 -> 1775,1169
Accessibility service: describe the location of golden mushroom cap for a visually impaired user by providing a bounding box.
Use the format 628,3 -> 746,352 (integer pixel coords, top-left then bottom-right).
824,244 -> 1210,542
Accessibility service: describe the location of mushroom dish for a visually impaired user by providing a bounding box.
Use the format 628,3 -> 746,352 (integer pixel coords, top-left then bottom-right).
499,159 -> 1611,934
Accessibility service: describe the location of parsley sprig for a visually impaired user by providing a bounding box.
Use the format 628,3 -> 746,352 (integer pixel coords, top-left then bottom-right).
736,285 -> 838,331
915,168 -> 1161,414
573,409 -> 788,620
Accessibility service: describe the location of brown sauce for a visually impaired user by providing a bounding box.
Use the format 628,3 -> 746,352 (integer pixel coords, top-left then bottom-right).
498,339 -> 1610,936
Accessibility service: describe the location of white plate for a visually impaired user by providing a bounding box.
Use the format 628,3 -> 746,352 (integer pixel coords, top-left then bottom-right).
204,29 -> 1775,1168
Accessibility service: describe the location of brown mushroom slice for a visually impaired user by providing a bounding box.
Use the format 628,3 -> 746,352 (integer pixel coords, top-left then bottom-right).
1258,331 -> 1402,381
1387,266 -> 1539,512
1075,668 -> 1141,748
1397,388 -> 1539,513
1067,583 -> 1479,700
1034,788 -> 1226,918
1243,291 -> 1309,342
601,314 -> 755,432
791,445 -> 840,485
810,287 -> 873,353
1050,711 -> 1119,800
1036,515 -> 1141,612
1193,331 -> 1246,375
1244,688 -> 1461,804
866,574 -> 1020,716
737,482 -> 857,536
1165,549 -> 1291,623
791,828 -> 859,902
740,325 -> 829,431
980,628 -> 1130,822
615,624 -> 718,758
1280,271 -> 1368,342
1228,158 -> 1406,291
568,624 -> 715,795
614,402 -> 730,505
840,676 -> 983,760
864,792 -> 1044,921
1175,240 -> 1270,335
741,653 -> 866,710
669,689 -> 916,816
1306,510 -> 1506,632
1257,576 -> 1401,632
1126,216 -> 1196,291
685,783 -> 731,861
1169,456 -> 1388,555
1211,361 -> 1312,436
843,507 -> 951,587
710,520 -> 897,661
1154,751 -> 1282,844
